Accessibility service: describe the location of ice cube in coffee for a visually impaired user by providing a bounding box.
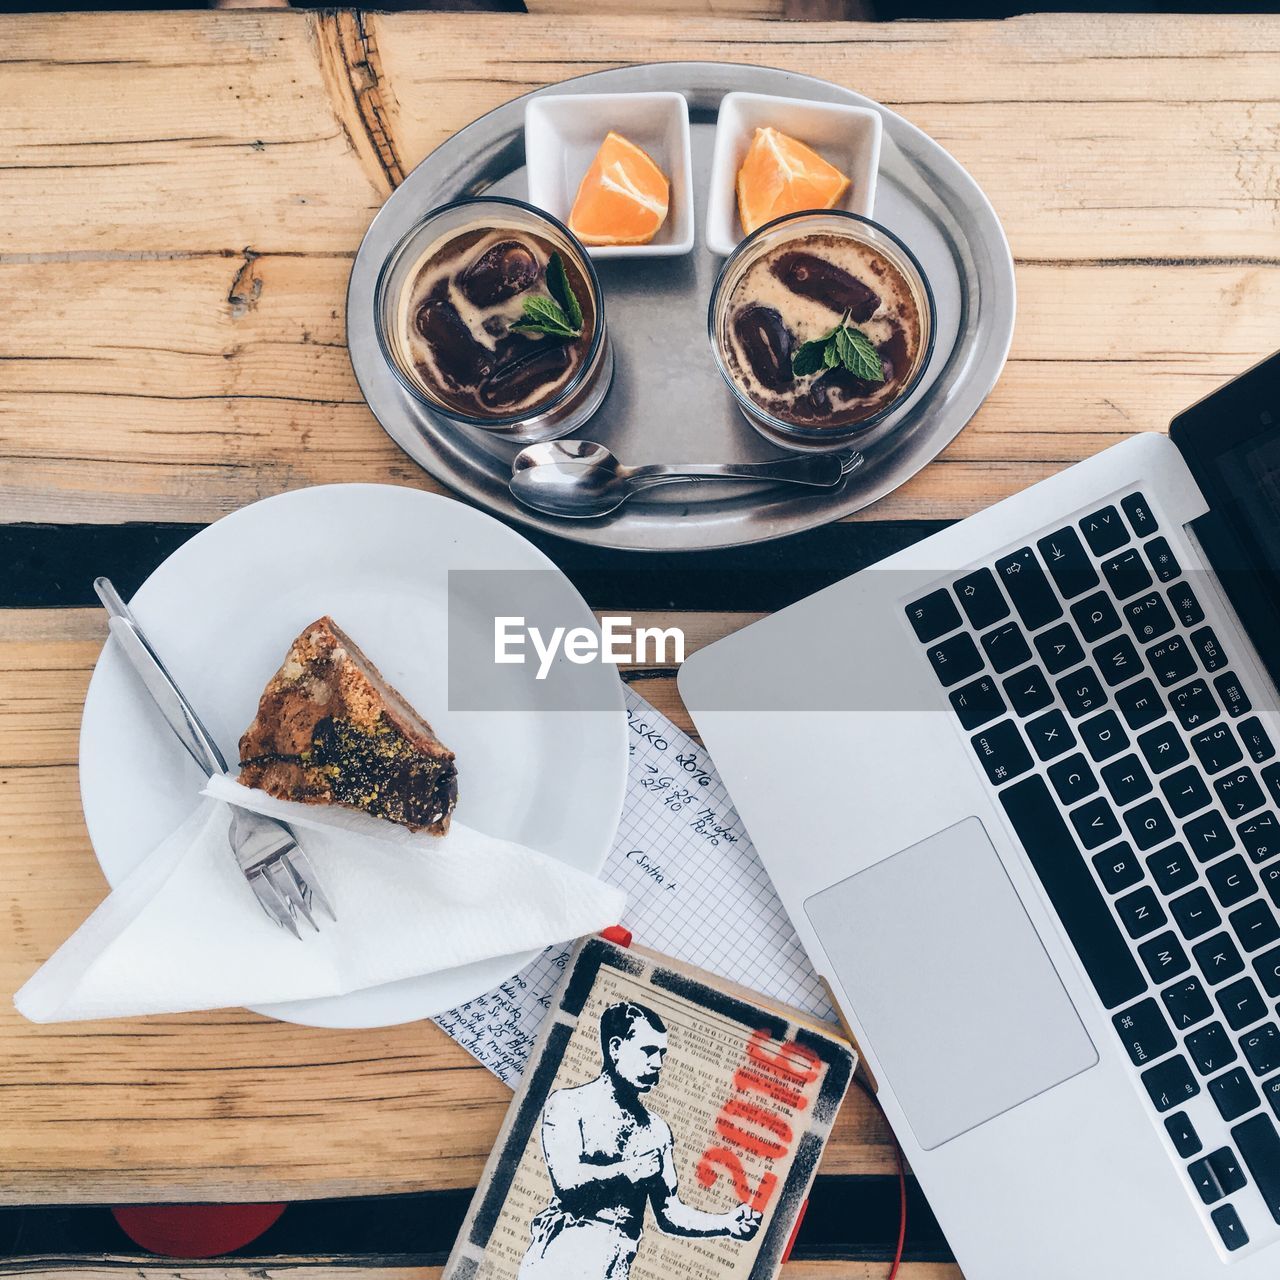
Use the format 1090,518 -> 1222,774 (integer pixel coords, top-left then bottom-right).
394,226 -> 596,422
719,229 -> 924,432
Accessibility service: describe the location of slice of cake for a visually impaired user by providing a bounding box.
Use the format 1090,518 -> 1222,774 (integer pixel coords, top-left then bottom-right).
238,617 -> 458,835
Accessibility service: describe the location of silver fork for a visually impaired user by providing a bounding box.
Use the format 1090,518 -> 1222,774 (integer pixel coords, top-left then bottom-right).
93,577 -> 336,937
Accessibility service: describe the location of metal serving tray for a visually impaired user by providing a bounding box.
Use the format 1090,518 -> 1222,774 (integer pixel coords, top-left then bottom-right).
347,63 -> 1016,552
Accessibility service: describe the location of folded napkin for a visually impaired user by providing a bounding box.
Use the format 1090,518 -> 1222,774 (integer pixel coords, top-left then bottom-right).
15,776 -> 625,1023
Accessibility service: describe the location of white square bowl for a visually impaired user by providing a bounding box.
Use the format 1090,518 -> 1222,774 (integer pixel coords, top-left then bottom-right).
705,92 -> 883,258
524,91 -> 694,259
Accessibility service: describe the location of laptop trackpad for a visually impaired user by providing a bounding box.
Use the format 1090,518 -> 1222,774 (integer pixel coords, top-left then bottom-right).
805,816 -> 1098,1151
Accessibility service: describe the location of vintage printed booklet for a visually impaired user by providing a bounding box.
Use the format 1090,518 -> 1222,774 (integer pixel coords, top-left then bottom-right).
443,935 -> 856,1280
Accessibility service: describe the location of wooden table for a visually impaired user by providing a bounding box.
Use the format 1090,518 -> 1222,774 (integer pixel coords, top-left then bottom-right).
1,9 -> 1276,1275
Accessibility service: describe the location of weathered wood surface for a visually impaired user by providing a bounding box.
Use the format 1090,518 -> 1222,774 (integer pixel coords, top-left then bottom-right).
1,12 -> 1277,523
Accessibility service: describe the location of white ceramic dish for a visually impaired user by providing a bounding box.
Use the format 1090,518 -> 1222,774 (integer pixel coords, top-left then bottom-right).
705,91 -> 883,258
77,484 -> 628,1029
524,91 -> 694,259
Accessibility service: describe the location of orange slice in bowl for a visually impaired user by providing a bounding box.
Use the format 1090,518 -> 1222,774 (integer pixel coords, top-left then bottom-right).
736,127 -> 850,237
569,131 -> 670,247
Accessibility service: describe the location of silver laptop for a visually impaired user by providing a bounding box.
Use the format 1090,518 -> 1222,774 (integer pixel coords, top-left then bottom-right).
679,352 -> 1280,1277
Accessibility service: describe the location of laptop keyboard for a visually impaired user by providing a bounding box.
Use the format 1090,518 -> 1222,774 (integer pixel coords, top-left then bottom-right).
907,491 -> 1280,1256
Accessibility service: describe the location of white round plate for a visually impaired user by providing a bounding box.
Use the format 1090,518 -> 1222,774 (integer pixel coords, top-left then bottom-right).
78,485 -> 627,1028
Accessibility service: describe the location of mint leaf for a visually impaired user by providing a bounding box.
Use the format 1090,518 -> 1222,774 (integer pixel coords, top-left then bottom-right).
510,293 -> 579,340
791,337 -> 829,378
837,326 -> 884,382
823,341 -> 840,369
546,253 -> 583,332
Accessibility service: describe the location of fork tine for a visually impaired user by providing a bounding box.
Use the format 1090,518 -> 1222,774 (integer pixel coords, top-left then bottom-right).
251,868 -> 302,939
282,846 -> 337,922
266,857 -> 318,933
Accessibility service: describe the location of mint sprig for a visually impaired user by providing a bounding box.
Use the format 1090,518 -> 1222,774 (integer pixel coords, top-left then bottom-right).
791,311 -> 885,383
509,252 -> 583,341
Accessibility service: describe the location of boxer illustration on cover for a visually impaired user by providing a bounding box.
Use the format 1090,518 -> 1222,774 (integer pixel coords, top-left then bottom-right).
519,1000 -> 762,1280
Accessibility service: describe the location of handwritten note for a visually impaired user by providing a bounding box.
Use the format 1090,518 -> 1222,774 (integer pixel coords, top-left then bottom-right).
434,686 -> 833,1086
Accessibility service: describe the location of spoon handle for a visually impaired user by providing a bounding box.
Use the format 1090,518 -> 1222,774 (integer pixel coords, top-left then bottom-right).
627,453 -> 847,489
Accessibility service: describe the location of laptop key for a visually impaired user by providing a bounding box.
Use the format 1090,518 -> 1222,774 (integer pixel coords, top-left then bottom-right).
1094,635 -> 1141,688
907,589 -> 961,642
1080,504 -> 1129,556
1267,1076 -> 1280,1120
1241,1024 -> 1280,1077
1146,843 -> 1196,895
1232,1113 -> 1280,1223
1142,1054 -> 1199,1112
1185,810 -> 1235,864
970,721 -> 1033,786
1239,717 -> 1276,765
1191,626 -> 1228,673
1165,1110 -> 1202,1158
1163,976 -> 1214,1030
1241,812 -> 1280,864
1125,592 -> 1175,644
1071,591 -> 1121,643
1081,710 -> 1129,762
1216,769 -> 1266,820
1113,997 -> 1176,1065
1207,855 -> 1257,909
1264,863 -> 1280,909
1049,753 -> 1099,806
1168,583 -> 1205,628
1214,672 -> 1252,719
1253,944 -> 1280,999
953,568 -> 1009,630
1191,724 -> 1243,776
1138,929 -> 1190,983
1211,1204 -> 1249,1251
926,632 -> 984,688
1101,754 -> 1151,806
949,675 -> 1007,731
1229,900 -> 1280,954
1071,796 -> 1122,850
1116,677 -> 1163,731
1037,527 -> 1099,598
1193,932 -> 1245,985
1210,1146 -> 1249,1195
981,622 -> 1033,674
1263,763 -> 1280,809
1210,1066 -> 1260,1120
999,775 -> 1147,1008
1187,1021 -> 1239,1076
1058,668 -> 1109,720
1188,1155 -> 1226,1205
995,547 -> 1062,631
1217,977 -> 1268,1031
1034,623 -> 1084,675
1124,797 -> 1175,850
1026,709 -> 1076,762
1092,841 -> 1142,893
1122,491 -> 1159,538
1147,636 -> 1197,688
1170,888 -> 1220,941
1003,665 -> 1054,717
1143,536 -> 1181,583
1137,721 -> 1190,775
1102,548 -> 1153,600
1171,679 -> 1219,732
1160,766 -> 1213,820
1116,885 -> 1168,939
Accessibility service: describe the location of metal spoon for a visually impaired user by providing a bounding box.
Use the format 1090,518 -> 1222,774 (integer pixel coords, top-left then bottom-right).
510,439 -> 859,519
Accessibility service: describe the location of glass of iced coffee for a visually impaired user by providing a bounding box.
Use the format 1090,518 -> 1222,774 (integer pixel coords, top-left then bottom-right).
375,198 -> 612,443
709,211 -> 935,452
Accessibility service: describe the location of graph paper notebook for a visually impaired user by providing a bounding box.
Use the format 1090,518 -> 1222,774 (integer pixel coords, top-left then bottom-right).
435,686 -> 834,1085
443,936 -> 855,1280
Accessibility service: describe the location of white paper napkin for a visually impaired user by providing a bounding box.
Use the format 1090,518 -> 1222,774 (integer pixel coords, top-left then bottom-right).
14,777 -> 625,1023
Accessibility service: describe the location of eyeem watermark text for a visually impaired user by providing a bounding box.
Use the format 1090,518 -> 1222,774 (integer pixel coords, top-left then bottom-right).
495,616 -> 686,680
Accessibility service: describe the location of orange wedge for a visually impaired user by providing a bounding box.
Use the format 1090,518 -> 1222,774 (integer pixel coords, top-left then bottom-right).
736,127 -> 850,236
569,131 -> 670,247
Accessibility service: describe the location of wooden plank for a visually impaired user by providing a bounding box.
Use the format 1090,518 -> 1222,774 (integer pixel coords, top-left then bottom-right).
0,609 -> 890,1202
0,1263 -> 964,1279
0,12 -> 1277,523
